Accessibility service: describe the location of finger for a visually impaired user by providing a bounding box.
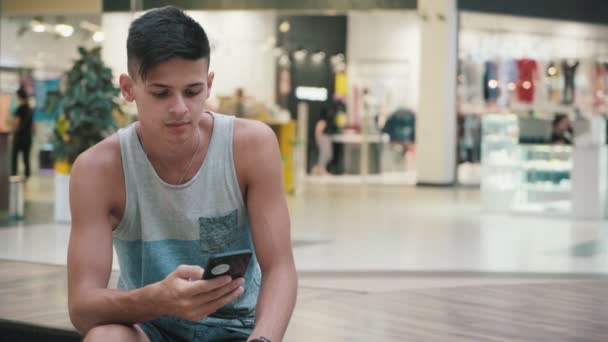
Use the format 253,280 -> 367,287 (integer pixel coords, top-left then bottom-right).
198,286 -> 245,317
183,275 -> 233,297
195,278 -> 245,304
173,265 -> 204,281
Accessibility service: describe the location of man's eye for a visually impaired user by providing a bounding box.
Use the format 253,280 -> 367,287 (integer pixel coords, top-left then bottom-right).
152,92 -> 169,98
185,90 -> 202,97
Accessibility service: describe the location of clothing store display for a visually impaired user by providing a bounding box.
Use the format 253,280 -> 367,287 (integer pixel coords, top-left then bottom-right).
545,61 -> 562,103
592,62 -> 607,110
517,58 -> 537,103
497,59 -> 518,107
484,61 -> 499,103
604,63 -> 608,91
562,60 -> 579,105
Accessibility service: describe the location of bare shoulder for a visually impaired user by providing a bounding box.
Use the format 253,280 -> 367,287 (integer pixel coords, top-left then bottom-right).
70,133 -> 124,210
233,117 -> 277,150
232,118 -> 280,184
71,133 -> 122,179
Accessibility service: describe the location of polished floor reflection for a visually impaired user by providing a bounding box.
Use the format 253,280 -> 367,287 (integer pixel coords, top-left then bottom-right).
1,175 -> 608,275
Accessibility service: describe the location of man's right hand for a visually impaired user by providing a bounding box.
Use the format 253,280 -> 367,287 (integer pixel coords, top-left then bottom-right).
156,265 -> 245,321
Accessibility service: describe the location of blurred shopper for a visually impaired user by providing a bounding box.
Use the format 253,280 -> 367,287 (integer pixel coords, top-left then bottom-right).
11,86 -> 33,180
550,114 -> 573,145
382,108 -> 415,145
234,87 -> 246,117
312,105 -> 335,175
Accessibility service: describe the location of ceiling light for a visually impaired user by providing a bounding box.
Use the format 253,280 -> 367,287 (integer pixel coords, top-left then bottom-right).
92,31 -> 105,42
279,54 -> 290,67
31,20 -> 46,33
333,61 -> 346,72
330,53 -> 345,65
312,51 -> 326,64
279,20 -> 290,33
55,23 -> 74,37
294,49 -> 308,62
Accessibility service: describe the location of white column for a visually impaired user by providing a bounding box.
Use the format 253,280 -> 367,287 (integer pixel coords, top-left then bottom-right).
101,12 -> 133,81
572,146 -> 607,219
415,0 -> 458,185
571,117 -> 607,219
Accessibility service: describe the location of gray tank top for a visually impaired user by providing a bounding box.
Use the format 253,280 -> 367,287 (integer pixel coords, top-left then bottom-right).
113,112 -> 260,333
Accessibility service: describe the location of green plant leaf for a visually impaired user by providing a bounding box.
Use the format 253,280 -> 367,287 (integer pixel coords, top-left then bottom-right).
52,46 -> 119,163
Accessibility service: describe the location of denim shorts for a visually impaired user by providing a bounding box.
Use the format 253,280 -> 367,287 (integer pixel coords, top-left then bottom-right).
138,317 -> 251,342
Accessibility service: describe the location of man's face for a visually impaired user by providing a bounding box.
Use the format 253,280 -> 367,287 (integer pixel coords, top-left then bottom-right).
120,58 -> 214,144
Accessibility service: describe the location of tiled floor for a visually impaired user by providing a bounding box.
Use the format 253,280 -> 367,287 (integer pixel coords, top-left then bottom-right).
3,175 -> 608,340
2,175 -> 608,275
2,260 -> 608,341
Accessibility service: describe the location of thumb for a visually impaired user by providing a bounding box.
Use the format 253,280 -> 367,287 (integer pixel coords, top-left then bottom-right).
174,264 -> 204,280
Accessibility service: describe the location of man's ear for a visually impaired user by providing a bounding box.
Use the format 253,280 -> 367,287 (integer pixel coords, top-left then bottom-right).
119,74 -> 136,102
206,71 -> 215,100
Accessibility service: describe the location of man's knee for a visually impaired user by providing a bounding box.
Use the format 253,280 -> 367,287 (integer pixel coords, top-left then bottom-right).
84,324 -> 147,342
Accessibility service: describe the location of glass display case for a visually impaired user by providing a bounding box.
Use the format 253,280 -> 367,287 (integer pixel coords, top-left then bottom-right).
480,114 -> 519,211
513,144 -> 572,214
481,114 -> 573,215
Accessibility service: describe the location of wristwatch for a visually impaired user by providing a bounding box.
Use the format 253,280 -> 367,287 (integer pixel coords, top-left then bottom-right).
249,338 -> 271,342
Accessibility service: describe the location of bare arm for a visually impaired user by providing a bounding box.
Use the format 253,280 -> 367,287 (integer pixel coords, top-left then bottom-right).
67,145 -> 162,334
67,139 -> 243,335
237,121 -> 298,341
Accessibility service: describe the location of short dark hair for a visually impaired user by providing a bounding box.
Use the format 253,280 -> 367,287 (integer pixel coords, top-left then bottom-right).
127,6 -> 211,81
552,113 -> 568,128
16,87 -> 27,100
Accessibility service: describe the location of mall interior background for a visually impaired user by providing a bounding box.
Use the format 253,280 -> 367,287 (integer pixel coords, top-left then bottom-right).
2,0 -> 608,340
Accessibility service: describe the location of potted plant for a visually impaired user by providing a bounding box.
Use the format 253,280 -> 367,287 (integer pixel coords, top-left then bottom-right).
52,46 -> 120,223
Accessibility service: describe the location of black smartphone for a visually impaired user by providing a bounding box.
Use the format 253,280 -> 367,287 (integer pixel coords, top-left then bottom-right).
202,249 -> 253,280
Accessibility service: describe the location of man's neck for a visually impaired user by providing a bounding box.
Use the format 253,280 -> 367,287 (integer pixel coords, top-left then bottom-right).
136,121 -> 203,174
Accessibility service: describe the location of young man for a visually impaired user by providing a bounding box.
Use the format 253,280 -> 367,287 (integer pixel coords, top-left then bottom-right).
67,6 -> 297,342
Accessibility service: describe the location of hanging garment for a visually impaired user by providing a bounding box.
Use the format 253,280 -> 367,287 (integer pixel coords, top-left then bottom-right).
562,60 -> 579,105
497,59 -> 518,107
517,58 -> 537,103
592,62 -> 607,110
604,63 -> 608,92
483,61 -> 499,103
